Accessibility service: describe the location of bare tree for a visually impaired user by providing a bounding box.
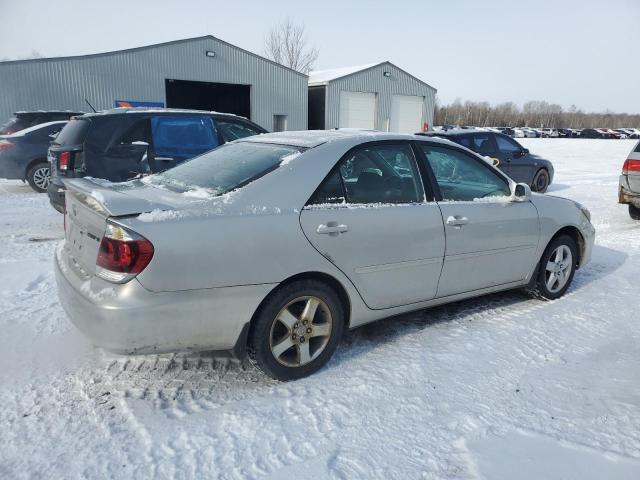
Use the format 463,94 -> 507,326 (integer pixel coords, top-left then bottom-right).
264,18 -> 319,74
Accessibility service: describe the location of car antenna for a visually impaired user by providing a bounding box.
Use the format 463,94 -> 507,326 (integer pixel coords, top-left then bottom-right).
84,98 -> 97,113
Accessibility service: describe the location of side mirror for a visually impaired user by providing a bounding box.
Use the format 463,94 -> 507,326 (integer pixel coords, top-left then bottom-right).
512,183 -> 531,202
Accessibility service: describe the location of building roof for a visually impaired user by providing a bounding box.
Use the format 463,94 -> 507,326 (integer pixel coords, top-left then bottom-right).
308,63 -> 380,85
308,61 -> 437,92
0,35 -> 308,78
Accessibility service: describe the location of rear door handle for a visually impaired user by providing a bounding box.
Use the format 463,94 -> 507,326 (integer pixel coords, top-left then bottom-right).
446,215 -> 469,227
155,156 -> 175,162
317,223 -> 349,235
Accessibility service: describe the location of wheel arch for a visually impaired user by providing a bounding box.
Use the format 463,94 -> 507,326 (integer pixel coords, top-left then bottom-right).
548,225 -> 585,267
234,271 -> 352,359
24,157 -> 48,180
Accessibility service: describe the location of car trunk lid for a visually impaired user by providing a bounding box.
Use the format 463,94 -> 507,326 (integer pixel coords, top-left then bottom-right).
63,178 -> 193,276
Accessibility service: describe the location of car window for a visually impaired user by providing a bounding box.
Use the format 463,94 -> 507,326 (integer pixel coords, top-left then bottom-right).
309,143 -> 423,206
454,136 -> 473,149
471,134 -> 497,155
495,135 -> 522,154
308,170 -> 346,205
147,142 -> 303,195
418,144 -> 510,201
216,119 -> 262,142
151,116 -> 219,158
52,119 -> 90,146
119,119 -> 151,145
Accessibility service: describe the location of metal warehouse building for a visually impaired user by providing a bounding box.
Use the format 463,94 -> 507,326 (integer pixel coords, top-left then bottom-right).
308,62 -> 437,133
0,36 -> 308,131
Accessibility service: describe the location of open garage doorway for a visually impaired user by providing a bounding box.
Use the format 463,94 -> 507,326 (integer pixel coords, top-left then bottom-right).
165,79 -> 251,119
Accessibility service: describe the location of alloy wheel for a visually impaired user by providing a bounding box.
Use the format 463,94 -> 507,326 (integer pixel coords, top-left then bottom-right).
544,245 -> 573,293
32,166 -> 50,190
269,296 -> 333,367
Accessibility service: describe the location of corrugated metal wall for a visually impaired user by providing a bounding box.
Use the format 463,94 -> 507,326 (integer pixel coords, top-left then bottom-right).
0,36 -> 308,131
325,62 -> 436,132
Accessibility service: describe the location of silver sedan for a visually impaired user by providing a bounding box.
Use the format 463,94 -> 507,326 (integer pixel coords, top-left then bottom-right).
55,131 -> 595,380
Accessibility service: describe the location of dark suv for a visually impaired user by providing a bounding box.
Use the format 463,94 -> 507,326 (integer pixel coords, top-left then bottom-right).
47,108 -> 267,212
0,111 -> 83,135
419,129 -> 555,192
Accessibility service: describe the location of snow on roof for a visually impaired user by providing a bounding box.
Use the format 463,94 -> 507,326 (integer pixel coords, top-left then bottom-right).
308,63 -> 381,85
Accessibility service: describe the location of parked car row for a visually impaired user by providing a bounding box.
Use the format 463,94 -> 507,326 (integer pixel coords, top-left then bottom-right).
434,125 -> 640,139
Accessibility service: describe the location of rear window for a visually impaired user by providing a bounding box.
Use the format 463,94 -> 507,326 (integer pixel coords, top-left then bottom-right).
53,119 -> 90,146
147,141 -> 303,195
0,116 -> 30,135
635,141 -> 640,153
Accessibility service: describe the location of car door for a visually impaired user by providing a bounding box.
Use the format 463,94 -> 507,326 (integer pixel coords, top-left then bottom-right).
299,141 -> 445,310
149,115 -> 219,172
494,134 -> 533,183
416,142 -> 539,297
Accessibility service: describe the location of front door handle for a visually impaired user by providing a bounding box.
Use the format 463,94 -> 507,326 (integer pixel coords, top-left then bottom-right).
446,215 -> 469,227
317,223 -> 349,235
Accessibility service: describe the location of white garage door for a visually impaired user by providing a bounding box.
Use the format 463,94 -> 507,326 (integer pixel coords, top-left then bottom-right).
390,95 -> 424,133
339,91 -> 376,129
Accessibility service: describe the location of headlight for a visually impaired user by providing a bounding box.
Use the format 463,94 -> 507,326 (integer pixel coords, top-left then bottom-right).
573,201 -> 591,222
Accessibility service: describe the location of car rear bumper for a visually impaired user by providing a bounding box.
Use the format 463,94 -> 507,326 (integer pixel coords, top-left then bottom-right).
54,242 -> 275,354
47,178 -> 66,213
619,175 -> 640,207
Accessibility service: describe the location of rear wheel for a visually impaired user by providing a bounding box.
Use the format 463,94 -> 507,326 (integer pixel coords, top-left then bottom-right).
248,280 -> 344,381
26,162 -> 50,193
531,169 -> 550,193
530,235 -> 578,300
629,204 -> 640,220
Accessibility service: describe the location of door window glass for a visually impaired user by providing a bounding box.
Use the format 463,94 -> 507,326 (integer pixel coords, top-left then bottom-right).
418,144 -> 510,201
151,116 -> 218,158
309,143 -> 423,205
216,119 -> 262,142
471,134 -> 497,155
119,119 -> 151,145
495,135 -> 522,154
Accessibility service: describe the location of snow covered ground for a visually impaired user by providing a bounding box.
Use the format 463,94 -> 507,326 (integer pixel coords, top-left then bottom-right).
1,139 -> 639,479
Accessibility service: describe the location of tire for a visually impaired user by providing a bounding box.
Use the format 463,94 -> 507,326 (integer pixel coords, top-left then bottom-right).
531,169 -> 550,193
248,280 -> 345,381
26,161 -> 50,193
529,235 -> 578,300
629,204 -> 640,220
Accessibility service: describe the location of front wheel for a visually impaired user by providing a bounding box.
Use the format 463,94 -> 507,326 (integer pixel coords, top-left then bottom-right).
26,162 -> 50,193
629,204 -> 640,220
531,235 -> 578,300
531,169 -> 550,193
248,280 -> 344,380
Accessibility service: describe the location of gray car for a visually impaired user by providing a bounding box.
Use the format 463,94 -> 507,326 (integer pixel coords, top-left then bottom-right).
419,130 -> 555,193
0,121 -> 67,192
55,131 -> 595,380
619,140 -> 640,219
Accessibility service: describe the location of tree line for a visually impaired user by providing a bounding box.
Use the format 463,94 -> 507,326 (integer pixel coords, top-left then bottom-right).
434,99 -> 640,129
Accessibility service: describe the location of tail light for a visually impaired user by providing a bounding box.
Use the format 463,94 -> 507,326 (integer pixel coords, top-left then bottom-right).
0,140 -> 15,152
622,159 -> 640,174
96,223 -> 154,283
59,151 -> 71,170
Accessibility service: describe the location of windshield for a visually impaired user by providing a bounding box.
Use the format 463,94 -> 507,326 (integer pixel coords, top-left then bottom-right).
147,141 -> 304,195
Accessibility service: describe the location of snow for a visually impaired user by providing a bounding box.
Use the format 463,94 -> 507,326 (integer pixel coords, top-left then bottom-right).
308,63 -> 380,85
1,139 -> 640,479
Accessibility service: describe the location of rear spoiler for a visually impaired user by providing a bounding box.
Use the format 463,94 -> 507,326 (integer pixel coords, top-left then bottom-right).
64,178 -> 174,217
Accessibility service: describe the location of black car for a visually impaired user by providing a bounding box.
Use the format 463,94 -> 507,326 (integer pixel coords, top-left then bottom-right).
47,108 -> 267,212
0,121 -> 67,192
580,128 -> 608,139
0,111 -> 83,135
418,129 -> 555,192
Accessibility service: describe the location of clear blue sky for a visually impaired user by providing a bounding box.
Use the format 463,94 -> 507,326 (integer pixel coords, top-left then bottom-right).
1,0 -> 638,113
